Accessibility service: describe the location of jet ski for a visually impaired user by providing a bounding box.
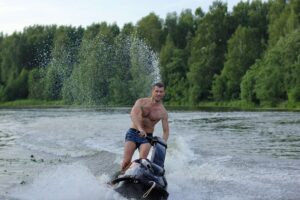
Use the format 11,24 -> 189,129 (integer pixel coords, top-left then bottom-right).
110,136 -> 169,200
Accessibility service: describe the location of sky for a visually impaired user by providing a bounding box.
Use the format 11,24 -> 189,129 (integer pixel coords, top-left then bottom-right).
1,0 -> 248,35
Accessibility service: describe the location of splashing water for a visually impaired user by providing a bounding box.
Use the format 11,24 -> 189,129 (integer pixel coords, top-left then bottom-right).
30,33 -> 161,105
129,36 -> 161,84
8,163 -> 126,200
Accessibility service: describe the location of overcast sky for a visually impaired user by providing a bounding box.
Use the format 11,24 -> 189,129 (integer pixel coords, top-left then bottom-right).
1,0 -> 250,35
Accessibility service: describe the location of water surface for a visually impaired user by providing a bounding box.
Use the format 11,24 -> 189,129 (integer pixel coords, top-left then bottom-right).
0,108 -> 299,200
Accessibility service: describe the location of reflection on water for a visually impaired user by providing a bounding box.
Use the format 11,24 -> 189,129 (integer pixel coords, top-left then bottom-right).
275,119 -> 300,125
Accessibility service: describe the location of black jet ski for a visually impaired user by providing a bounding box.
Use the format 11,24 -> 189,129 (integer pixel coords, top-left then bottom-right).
110,136 -> 168,200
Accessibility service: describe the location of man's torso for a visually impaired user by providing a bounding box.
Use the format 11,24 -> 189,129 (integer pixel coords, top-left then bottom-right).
133,98 -> 166,133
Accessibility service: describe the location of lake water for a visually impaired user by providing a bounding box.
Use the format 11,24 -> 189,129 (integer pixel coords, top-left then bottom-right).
0,108 -> 299,200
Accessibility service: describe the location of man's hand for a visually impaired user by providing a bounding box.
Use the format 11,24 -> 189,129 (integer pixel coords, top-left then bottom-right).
138,130 -> 147,138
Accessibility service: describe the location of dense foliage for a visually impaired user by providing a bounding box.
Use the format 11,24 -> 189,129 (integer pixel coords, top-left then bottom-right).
0,0 -> 299,106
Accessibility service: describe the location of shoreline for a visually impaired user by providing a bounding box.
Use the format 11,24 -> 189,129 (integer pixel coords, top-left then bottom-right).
0,99 -> 299,112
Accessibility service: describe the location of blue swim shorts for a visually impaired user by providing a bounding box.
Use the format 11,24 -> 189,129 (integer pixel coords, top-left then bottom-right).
125,128 -> 153,149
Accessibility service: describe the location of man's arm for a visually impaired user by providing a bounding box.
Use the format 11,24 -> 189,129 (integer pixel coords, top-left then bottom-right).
130,99 -> 146,135
162,112 -> 169,142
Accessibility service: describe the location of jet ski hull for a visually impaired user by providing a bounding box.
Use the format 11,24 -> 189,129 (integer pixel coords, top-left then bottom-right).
114,178 -> 168,200
111,136 -> 169,199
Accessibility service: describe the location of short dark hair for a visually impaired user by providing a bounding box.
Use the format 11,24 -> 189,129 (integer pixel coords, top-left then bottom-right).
152,82 -> 165,89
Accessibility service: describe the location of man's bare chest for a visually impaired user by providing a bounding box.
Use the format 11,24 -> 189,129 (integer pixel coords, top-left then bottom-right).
141,106 -> 163,122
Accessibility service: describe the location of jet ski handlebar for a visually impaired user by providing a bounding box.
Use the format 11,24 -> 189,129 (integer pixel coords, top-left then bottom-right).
145,136 -> 167,149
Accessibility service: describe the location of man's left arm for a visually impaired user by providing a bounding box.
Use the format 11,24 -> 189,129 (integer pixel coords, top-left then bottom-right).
162,112 -> 169,142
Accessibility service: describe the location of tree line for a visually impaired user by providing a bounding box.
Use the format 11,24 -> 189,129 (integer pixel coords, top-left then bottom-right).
0,0 -> 299,106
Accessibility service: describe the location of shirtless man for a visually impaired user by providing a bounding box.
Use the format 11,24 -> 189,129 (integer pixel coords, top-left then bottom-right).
121,82 -> 169,172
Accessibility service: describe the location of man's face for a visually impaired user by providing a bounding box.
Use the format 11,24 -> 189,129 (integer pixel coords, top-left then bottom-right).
152,86 -> 165,102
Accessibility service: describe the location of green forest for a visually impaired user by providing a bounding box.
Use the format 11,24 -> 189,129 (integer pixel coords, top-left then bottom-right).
0,0 -> 299,108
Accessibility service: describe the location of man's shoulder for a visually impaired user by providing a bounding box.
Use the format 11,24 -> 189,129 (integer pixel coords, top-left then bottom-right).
136,97 -> 150,103
161,105 -> 168,114
134,98 -> 150,106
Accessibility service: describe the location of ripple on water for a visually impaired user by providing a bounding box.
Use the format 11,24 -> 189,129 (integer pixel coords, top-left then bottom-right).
0,131 -> 19,149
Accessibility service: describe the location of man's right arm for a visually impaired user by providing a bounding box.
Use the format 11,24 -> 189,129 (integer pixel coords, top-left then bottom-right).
130,99 -> 146,136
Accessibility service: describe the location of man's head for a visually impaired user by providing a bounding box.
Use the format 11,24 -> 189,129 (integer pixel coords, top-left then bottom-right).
151,82 -> 165,102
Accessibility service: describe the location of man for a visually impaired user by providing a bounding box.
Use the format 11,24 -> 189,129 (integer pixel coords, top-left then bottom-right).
121,82 -> 169,172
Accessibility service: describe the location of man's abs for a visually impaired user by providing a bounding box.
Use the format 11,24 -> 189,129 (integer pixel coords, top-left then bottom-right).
131,119 -> 158,133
